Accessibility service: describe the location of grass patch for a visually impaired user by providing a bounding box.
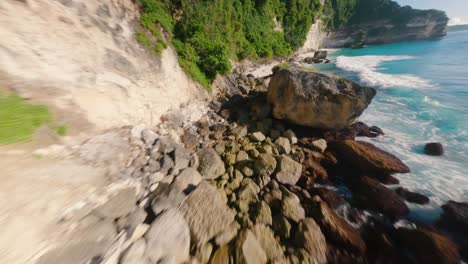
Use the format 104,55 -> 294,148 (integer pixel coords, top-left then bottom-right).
0,94 -> 51,144
53,125 -> 68,136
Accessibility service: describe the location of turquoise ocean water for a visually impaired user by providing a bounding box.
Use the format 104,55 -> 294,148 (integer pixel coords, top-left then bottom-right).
313,30 -> 468,223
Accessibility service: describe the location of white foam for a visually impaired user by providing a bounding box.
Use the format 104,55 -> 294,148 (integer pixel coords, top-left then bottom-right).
336,55 -> 433,88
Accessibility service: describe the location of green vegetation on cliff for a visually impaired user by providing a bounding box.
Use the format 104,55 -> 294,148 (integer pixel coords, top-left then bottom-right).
138,0 -> 322,88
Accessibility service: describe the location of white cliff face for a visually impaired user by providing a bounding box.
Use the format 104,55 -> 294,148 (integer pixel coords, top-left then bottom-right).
0,0 -> 206,132
296,19 -> 329,53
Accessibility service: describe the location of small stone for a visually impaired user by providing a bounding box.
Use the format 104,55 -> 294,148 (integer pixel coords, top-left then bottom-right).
197,149 -> 225,180
281,191 -> 305,223
249,148 -> 260,158
283,130 -> 298,144
311,139 -> 327,153
275,156 -> 302,185
225,153 -> 237,166
241,166 -> 254,177
254,153 -> 277,178
250,132 -> 266,142
275,137 -> 291,154
237,151 -> 249,163
159,154 -> 174,175
237,178 -> 260,202
215,142 -> 226,155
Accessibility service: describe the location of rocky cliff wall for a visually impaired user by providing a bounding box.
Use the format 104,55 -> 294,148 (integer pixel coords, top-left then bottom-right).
0,0 -> 206,133
296,19 -> 329,53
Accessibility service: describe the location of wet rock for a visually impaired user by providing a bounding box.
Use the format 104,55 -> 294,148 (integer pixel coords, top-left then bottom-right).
372,173 -> 400,185
250,131 -> 266,142
275,156 -> 302,185
93,188 -> 137,219
294,218 -> 327,264
311,197 -> 366,255
145,209 -> 190,264
395,187 -> 430,205
235,229 -> 267,264
331,140 -> 410,174
197,149 -> 226,180
181,181 -> 236,246
396,227 -> 460,264
281,191 -> 305,223
351,176 -> 409,219
254,153 -> 277,177
268,67 -> 375,129
424,142 -> 444,156
275,137 -> 291,154
310,188 -> 345,208
251,224 -> 284,262
440,200 -> 468,233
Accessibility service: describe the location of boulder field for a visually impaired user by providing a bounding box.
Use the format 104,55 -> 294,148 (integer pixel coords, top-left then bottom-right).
37,66 -> 466,263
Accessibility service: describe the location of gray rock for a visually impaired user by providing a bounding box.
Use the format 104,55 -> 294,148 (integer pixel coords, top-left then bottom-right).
281,191 -> 305,223
275,137 -> 291,154
173,146 -> 191,174
145,209 -> 190,264
158,136 -> 177,154
121,239 -> 148,264
197,149 -> 225,180
93,188 -> 137,219
267,67 -> 376,129
254,153 -> 277,178
116,207 -> 147,236
141,129 -> 158,147
294,218 -> 327,264
250,132 -> 266,142
173,167 -> 203,194
181,181 -> 236,246
235,229 -> 267,264
151,181 -> 187,215
275,156 -> 302,185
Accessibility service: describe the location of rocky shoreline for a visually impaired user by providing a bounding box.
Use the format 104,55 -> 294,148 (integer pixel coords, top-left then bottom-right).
38,66 -> 467,264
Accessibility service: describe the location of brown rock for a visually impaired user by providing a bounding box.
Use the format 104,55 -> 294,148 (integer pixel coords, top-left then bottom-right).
310,188 -> 345,208
294,218 -> 327,263
396,227 -> 460,264
311,197 -> 366,255
235,229 -> 267,264
331,140 -> 410,174
351,176 -> 409,219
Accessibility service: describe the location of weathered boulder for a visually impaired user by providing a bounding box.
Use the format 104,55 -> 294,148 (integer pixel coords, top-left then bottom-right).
396,227 -> 460,264
197,149 -> 226,180
294,218 -> 327,264
395,187 -> 430,205
145,209 -> 190,264
251,224 -> 285,262
311,197 -> 366,255
351,176 -> 409,219
310,188 -> 345,208
281,191 -> 305,223
267,67 -> 375,129
275,156 -> 302,185
181,181 -> 236,246
440,200 -> 468,233
235,229 -> 268,264
331,140 -> 410,174
424,142 -> 444,156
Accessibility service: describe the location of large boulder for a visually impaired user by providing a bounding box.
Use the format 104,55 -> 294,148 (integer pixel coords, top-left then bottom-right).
145,209 -> 190,264
294,218 -> 327,264
351,176 -> 409,219
396,227 -> 460,264
180,181 -> 236,246
267,67 -> 376,129
331,140 -> 410,174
